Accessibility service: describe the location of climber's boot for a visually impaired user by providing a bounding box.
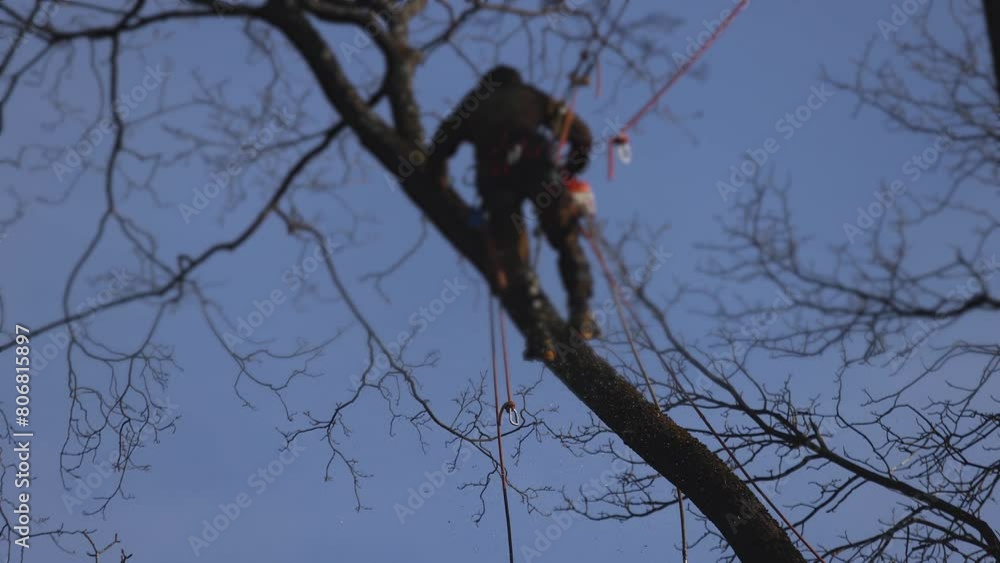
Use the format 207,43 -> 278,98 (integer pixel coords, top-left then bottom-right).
570,307 -> 601,340
523,331 -> 556,362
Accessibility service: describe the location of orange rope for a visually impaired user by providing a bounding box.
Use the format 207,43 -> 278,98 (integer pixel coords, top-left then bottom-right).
582,217 -> 826,562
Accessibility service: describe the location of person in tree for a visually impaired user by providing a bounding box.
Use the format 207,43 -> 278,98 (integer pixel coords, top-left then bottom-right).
427,65 -> 598,359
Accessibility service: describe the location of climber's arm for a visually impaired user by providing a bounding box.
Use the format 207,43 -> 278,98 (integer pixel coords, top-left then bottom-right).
536,88 -> 593,176
427,91 -> 475,179
563,111 -> 593,175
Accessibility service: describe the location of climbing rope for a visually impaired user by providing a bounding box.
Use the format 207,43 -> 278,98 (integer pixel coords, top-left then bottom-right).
485,231 -> 521,563
607,0 -> 749,180
557,0 -> 748,178
498,300 -> 520,427
489,298 -> 519,563
579,217 -> 689,562
582,218 -> 827,563
553,0 -> 629,161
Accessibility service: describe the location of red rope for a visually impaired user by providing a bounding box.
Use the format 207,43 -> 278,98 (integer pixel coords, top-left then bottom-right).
485,237 -> 519,563
583,221 -> 655,401
580,218 -> 689,560
623,0 -> 748,134
489,299 -> 517,563
485,240 -> 518,417
498,306 -> 516,409
581,218 -> 827,562
608,0 -> 749,180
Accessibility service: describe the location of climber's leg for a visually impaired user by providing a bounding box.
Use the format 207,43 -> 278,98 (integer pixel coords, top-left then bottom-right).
480,173 -> 555,361
537,185 -> 599,339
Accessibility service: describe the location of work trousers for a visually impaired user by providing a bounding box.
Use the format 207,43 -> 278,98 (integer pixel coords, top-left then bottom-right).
478,138 -> 593,321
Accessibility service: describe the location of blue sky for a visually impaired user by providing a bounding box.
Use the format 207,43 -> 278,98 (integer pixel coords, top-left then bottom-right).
0,1 -> 994,561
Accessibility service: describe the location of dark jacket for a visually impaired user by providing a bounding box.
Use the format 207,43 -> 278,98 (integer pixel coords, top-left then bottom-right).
428,81 -> 593,178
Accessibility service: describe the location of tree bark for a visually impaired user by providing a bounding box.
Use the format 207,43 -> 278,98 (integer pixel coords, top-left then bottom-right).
263,2 -> 807,560
986,0 -> 1000,98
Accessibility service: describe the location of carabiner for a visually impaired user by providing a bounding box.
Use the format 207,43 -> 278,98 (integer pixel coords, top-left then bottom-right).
507,407 -> 522,427
501,400 -> 522,427
616,141 -> 633,165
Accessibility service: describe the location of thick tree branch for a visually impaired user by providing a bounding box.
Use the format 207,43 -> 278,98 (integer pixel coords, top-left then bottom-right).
261,0 -> 409,167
